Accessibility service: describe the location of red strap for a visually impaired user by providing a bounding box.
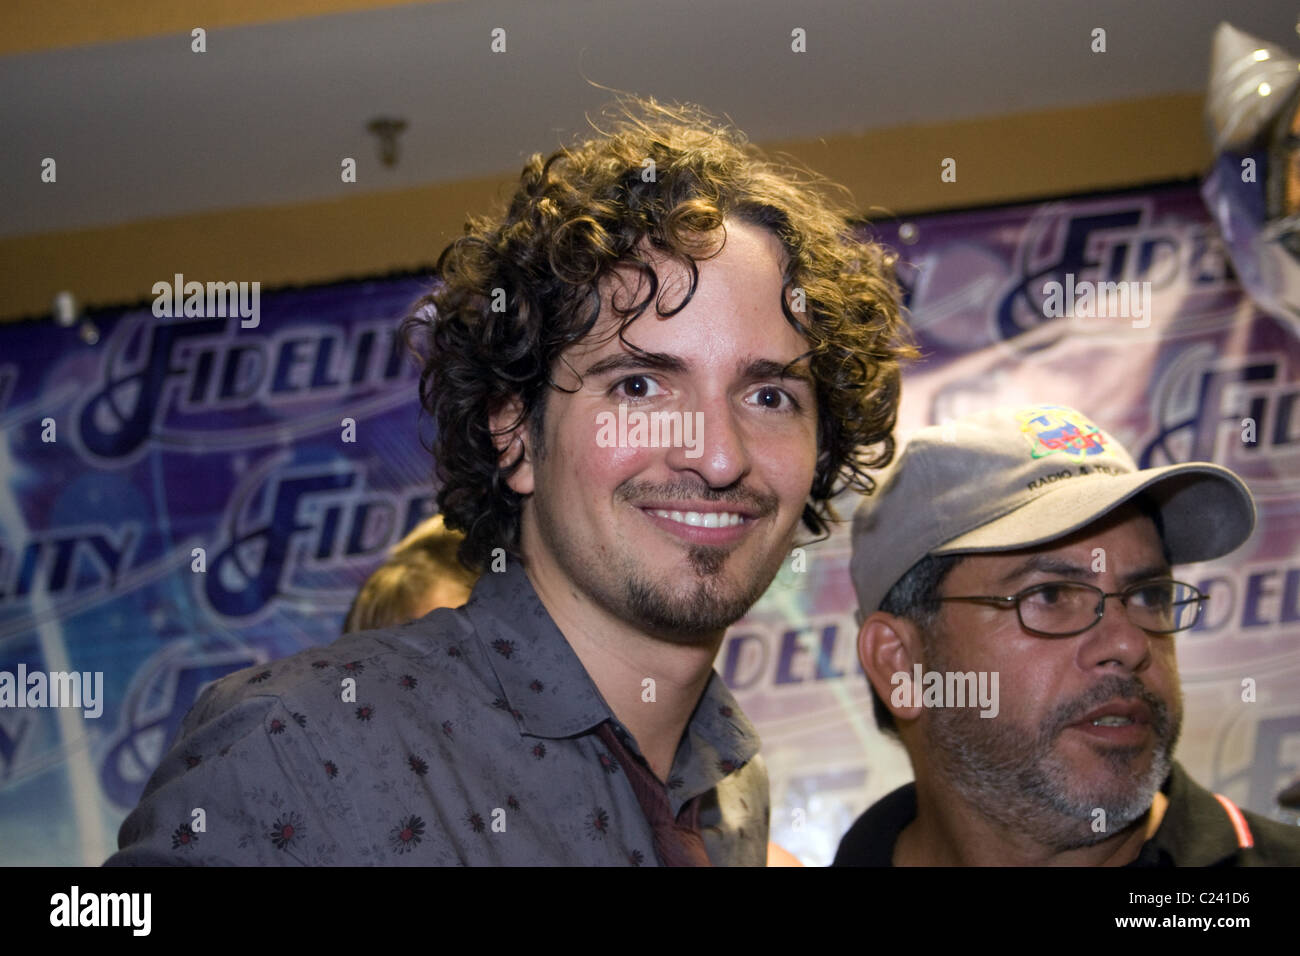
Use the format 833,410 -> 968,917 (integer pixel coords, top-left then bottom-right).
1212,793 -> 1254,849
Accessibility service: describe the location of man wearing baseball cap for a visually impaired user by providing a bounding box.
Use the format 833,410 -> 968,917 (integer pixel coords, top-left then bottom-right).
833,403 -> 1300,866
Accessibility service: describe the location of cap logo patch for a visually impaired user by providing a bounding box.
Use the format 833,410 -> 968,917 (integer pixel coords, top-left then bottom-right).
1017,405 -> 1107,462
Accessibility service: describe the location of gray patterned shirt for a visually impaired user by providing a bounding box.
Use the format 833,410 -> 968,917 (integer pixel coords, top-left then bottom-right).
105,561 -> 769,866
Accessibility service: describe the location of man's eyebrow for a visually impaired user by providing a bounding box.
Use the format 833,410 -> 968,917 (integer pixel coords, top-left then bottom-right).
996,555 -> 1174,589
583,352 -> 687,378
996,556 -> 1092,588
1120,564 -> 1173,588
743,358 -> 814,386
582,353 -> 814,384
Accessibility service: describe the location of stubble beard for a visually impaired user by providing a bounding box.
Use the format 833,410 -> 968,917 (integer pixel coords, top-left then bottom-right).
622,537 -> 787,643
921,648 -> 1181,852
534,478 -> 791,645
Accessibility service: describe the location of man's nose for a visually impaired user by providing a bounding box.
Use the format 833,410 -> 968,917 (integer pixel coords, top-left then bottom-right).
1079,592 -> 1153,673
663,394 -> 751,488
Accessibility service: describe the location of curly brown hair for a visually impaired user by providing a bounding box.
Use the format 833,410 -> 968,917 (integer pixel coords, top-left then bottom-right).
402,94 -> 917,572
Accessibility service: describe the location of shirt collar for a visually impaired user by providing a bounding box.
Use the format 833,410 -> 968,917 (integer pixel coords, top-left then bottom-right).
666,669 -> 762,811
843,763 -> 1234,867
462,560 -> 612,738
461,560 -> 762,796
1131,761 -> 1244,867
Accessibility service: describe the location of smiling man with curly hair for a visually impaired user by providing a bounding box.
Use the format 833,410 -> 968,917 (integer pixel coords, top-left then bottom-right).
108,94 -> 913,867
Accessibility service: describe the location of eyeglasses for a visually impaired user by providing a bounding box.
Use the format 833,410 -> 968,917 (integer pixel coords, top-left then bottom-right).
937,579 -> 1207,637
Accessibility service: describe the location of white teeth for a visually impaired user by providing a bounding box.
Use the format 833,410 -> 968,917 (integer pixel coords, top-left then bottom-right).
1092,715 -> 1133,726
650,509 -> 745,528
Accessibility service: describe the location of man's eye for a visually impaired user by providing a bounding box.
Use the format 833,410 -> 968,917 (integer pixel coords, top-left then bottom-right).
1025,584 -> 1067,606
747,386 -> 797,410
1130,584 -> 1172,609
613,376 -> 662,400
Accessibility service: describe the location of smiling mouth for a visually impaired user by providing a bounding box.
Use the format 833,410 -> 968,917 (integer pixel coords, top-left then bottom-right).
646,509 -> 749,528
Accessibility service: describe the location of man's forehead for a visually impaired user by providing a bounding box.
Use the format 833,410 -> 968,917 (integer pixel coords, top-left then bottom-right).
597,247 -> 694,317
561,317 -> 812,375
593,249 -> 790,318
559,272 -> 806,371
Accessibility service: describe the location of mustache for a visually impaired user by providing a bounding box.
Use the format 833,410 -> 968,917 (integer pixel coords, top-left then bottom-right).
616,480 -> 780,516
1047,674 -> 1173,739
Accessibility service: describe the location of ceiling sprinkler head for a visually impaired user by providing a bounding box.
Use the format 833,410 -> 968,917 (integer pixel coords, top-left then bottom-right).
367,117 -> 409,168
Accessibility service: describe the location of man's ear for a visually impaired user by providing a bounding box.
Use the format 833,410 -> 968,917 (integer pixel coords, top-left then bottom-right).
488,396 -> 534,496
857,611 -> 925,726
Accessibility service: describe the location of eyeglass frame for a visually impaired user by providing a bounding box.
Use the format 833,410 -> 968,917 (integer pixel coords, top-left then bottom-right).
934,578 -> 1208,637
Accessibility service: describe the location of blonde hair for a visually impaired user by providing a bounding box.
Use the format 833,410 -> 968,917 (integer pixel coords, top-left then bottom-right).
342,515 -> 480,633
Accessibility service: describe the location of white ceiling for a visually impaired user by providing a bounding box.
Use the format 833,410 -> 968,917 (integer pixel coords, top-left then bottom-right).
2,0 -> 1298,239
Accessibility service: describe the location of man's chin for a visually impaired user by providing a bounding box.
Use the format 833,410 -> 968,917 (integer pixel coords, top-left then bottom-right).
623,571 -> 768,642
1051,749 -> 1171,830
1060,734 -> 1164,788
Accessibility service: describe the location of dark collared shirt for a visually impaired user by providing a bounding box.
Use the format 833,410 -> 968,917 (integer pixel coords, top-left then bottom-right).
832,762 -> 1300,866
106,562 -> 768,866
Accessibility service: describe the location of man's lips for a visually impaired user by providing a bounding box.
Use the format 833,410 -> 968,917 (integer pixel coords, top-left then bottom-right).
638,503 -> 759,541
638,501 -> 758,525
1069,699 -> 1152,728
1064,698 -> 1153,745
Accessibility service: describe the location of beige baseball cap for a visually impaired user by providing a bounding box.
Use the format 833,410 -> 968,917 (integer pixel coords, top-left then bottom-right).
849,404 -> 1257,614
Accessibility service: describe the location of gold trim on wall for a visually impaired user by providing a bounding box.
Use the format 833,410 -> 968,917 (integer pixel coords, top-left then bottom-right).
3,0 -> 442,55
1,93 -> 1209,321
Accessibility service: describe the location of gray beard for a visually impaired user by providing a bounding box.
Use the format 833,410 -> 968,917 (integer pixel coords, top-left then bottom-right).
922,666 -> 1180,852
